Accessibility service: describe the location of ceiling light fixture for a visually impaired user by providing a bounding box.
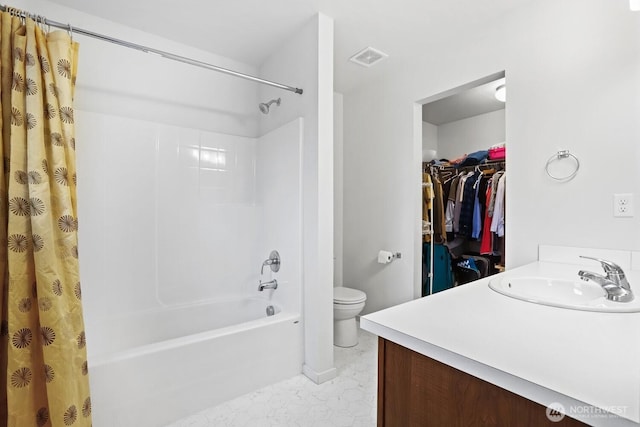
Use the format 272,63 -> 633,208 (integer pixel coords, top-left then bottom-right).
495,84 -> 506,102
631,0 -> 640,11
349,47 -> 388,67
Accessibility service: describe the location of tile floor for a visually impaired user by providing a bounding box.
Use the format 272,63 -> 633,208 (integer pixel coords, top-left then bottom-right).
165,327 -> 377,427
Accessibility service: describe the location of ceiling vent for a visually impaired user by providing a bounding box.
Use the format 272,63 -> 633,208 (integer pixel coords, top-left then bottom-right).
349,47 -> 388,67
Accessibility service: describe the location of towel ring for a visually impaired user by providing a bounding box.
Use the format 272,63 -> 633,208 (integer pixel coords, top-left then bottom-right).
545,150 -> 580,181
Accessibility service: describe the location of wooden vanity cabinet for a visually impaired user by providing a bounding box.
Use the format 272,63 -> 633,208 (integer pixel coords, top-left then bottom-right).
377,337 -> 588,427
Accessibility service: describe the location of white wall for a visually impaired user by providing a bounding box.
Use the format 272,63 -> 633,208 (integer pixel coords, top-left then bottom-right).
16,0 -> 261,137
344,0 -> 640,314
259,14 -> 336,383
437,109 -> 505,160
422,121 -> 438,159
334,93 -> 344,286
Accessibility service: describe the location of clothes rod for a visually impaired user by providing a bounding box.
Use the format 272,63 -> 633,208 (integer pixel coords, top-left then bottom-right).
0,4 -> 303,95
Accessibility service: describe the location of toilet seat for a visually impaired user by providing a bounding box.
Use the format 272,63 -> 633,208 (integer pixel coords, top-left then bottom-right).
334,287 -> 366,304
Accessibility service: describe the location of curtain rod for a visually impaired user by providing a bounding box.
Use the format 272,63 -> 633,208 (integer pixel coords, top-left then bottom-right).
0,4 -> 304,95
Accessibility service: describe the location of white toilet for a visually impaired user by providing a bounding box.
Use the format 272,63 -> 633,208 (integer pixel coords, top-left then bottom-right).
333,286 -> 367,347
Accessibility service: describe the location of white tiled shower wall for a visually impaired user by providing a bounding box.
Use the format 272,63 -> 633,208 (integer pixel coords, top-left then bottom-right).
255,119 -> 303,313
76,110 -> 302,352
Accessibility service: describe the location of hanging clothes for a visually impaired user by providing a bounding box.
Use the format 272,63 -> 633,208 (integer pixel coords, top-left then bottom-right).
479,175 -> 492,239
444,175 -> 459,233
425,160 -> 506,279
453,171 -> 473,234
488,170 -> 505,217
423,172 -> 446,243
423,172 -> 433,243
458,171 -> 480,238
423,242 -> 454,295
480,178 -> 493,255
471,175 -> 487,240
490,172 -> 506,237
432,175 -> 446,243
480,183 -> 494,254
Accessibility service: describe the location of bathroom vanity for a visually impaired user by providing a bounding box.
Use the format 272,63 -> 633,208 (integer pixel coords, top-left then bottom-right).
361,246 -> 640,427
376,338 -> 587,426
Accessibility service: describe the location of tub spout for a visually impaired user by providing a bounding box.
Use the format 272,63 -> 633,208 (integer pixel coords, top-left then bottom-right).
258,279 -> 278,291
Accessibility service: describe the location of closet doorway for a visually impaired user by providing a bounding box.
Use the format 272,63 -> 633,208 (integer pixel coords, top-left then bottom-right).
419,72 -> 506,296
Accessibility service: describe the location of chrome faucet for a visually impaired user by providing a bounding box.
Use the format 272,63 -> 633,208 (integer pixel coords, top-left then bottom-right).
578,256 -> 634,302
261,250 -> 281,275
258,279 -> 278,291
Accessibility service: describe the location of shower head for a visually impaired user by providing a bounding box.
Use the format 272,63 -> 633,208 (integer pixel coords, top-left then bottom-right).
259,98 -> 281,114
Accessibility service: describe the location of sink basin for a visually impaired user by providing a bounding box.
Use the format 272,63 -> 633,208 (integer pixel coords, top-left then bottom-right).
488,276 -> 640,312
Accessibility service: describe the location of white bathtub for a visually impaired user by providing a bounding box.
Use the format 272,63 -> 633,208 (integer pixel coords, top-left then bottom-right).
87,297 -> 303,427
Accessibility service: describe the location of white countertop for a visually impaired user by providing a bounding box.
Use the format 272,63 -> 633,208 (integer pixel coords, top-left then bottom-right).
361,260 -> 640,427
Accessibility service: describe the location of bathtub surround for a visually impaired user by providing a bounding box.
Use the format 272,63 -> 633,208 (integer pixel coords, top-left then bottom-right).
76,113 -> 304,426
256,120 -> 303,315
0,15 -> 92,426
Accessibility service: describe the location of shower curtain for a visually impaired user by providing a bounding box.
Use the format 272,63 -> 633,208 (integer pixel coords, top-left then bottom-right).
0,10 -> 91,427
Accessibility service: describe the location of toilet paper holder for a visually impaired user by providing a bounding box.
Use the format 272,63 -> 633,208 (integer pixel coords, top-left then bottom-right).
378,250 -> 402,264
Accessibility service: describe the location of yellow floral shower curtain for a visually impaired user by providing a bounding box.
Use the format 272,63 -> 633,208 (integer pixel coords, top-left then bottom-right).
0,10 -> 91,427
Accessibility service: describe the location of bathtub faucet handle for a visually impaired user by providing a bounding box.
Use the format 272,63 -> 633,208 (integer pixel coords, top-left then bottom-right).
260,250 -> 281,275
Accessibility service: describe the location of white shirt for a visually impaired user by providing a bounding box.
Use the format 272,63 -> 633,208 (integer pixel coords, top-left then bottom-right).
490,173 -> 506,237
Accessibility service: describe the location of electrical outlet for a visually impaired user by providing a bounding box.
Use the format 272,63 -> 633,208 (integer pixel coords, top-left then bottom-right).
614,193 -> 634,217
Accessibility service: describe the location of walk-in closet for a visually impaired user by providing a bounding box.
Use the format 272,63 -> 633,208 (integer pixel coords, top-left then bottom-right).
421,74 -> 507,296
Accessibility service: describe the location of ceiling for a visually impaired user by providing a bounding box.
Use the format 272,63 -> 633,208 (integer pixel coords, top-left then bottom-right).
422,78 -> 506,125
47,0 -> 533,94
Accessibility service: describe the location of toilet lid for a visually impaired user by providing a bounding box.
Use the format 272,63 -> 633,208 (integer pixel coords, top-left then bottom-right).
334,287 -> 366,304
